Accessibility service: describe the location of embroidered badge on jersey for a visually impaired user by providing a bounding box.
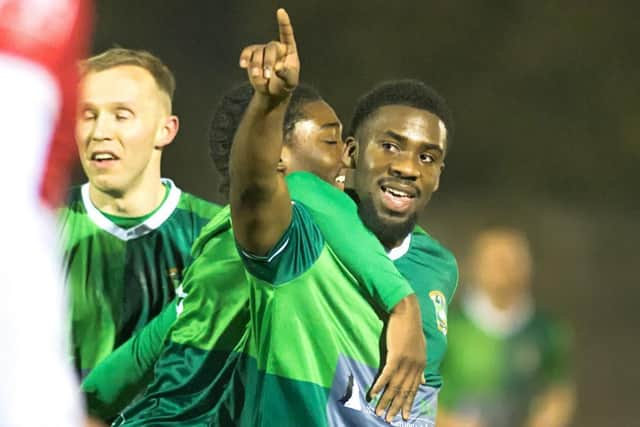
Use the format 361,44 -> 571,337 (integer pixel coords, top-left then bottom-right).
429,290 -> 448,335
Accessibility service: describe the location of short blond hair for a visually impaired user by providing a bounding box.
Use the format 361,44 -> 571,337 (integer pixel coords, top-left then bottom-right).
81,48 -> 176,102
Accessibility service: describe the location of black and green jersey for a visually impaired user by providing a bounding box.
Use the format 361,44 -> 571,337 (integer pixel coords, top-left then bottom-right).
439,292 -> 573,427
59,178 -> 220,375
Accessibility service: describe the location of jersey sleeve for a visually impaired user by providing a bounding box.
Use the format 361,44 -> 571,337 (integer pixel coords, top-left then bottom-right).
238,201 -> 324,285
81,300 -> 177,419
286,172 -> 415,312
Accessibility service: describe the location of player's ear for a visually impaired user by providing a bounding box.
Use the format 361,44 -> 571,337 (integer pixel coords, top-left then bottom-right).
156,115 -> 179,149
342,136 -> 358,169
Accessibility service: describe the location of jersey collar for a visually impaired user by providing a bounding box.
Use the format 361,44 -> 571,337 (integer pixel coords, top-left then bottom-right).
462,288 -> 534,337
386,233 -> 412,261
81,178 -> 182,241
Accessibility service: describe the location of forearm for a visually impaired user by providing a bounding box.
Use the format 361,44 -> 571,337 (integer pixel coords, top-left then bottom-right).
230,92 -> 289,203
82,301 -> 176,419
230,9 -> 299,255
229,92 -> 292,255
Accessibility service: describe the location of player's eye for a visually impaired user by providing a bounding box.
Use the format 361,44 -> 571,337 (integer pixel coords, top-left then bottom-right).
419,153 -> 435,164
381,141 -> 399,152
82,110 -> 96,121
115,109 -> 133,121
323,140 -> 337,145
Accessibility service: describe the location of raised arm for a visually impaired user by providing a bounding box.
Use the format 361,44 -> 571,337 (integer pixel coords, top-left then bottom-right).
230,9 -> 300,255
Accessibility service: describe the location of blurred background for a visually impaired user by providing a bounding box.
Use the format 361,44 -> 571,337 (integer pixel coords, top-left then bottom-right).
87,1 -> 639,425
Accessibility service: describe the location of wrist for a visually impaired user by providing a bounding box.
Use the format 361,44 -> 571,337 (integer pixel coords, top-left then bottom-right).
253,89 -> 292,110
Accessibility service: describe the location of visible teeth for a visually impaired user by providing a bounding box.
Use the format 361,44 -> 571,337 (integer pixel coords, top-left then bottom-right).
387,188 -> 409,197
335,175 -> 345,184
93,153 -> 115,160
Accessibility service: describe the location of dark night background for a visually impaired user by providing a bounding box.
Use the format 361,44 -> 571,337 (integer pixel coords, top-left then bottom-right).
87,1 -> 640,425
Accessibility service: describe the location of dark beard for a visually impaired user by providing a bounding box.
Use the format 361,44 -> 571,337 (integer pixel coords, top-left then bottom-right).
356,194 -> 417,249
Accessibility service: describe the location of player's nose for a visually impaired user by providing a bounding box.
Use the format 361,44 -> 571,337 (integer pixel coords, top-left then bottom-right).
90,114 -> 115,141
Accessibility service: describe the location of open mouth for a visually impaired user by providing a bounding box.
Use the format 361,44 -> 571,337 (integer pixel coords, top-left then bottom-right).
381,185 -> 415,199
379,184 -> 417,213
90,151 -> 119,162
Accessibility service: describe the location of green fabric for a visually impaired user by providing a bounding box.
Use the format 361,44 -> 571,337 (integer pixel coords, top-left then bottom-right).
439,301 -> 572,427
240,242 -> 384,426
393,227 -> 459,388
100,182 -> 171,228
113,208 -> 249,426
59,182 -> 221,375
113,172 -> 449,426
82,300 -> 178,419
287,172 -> 414,312
239,202 -> 324,286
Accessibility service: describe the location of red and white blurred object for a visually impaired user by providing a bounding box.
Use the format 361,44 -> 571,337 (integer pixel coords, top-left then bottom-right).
0,0 -> 92,425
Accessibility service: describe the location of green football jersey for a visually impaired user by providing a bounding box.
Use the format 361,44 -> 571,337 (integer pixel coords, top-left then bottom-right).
439,293 -> 573,427
108,172 -> 457,427
111,172 -> 418,426
59,178 -> 221,375
390,227 -> 459,389
240,207 -> 458,427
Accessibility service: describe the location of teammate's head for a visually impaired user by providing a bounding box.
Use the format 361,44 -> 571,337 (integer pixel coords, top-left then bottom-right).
470,227 -> 533,308
345,79 -> 453,248
281,84 -> 345,188
76,48 -> 179,197
209,82 -> 345,196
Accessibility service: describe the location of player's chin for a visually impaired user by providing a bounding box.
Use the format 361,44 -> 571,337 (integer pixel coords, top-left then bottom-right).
378,211 -> 415,229
374,200 -> 417,224
90,175 -> 124,194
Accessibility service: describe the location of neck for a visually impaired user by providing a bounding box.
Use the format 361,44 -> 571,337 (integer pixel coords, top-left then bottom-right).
89,177 -> 166,217
383,237 -> 405,251
464,288 -> 533,337
486,288 -> 528,311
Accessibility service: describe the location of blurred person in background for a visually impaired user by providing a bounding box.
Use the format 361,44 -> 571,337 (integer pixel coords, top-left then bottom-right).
0,0 -> 99,425
438,227 -> 575,427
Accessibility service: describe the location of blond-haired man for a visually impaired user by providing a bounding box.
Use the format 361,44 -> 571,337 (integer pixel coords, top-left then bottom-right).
59,48 -> 220,378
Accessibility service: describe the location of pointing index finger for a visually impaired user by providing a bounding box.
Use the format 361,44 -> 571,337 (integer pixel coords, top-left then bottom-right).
277,8 -> 297,53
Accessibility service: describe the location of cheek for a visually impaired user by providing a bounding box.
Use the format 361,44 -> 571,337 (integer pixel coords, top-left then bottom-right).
359,151 -> 384,182
305,144 -> 338,173
75,124 -> 88,148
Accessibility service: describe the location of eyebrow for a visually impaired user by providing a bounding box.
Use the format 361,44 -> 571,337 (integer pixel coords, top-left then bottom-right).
319,121 -> 341,130
79,102 -> 136,112
384,130 -> 444,152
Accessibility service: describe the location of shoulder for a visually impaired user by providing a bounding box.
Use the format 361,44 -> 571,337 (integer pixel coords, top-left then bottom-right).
177,191 -> 222,218
57,185 -> 87,221
531,309 -> 573,340
190,206 -> 233,257
239,202 -> 324,286
408,226 -> 459,300
412,227 -> 457,264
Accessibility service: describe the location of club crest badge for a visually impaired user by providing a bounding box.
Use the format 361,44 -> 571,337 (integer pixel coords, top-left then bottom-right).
429,290 -> 448,335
